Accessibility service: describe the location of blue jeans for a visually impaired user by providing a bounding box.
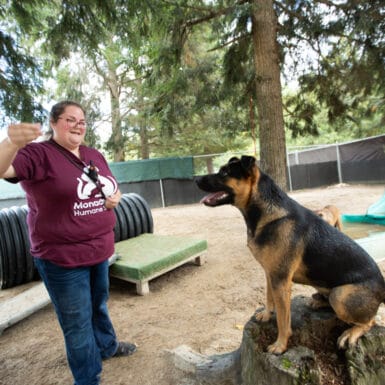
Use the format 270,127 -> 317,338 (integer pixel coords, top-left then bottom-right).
34,258 -> 118,385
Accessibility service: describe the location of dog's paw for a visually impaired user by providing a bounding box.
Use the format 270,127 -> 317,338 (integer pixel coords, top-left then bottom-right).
337,329 -> 357,349
267,341 -> 287,355
254,309 -> 272,322
337,323 -> 373,349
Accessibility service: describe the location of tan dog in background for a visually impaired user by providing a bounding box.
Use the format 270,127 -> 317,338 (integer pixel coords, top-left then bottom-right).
314,205 -> 342,230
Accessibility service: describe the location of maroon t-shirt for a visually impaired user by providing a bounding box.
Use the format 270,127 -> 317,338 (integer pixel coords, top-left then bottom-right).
11,140 -> 118,267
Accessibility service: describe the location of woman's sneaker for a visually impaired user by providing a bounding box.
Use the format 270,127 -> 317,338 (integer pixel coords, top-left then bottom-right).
113,342 -> 137,357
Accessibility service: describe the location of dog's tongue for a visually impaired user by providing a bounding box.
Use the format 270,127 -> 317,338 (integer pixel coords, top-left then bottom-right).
200,192 -> 226,205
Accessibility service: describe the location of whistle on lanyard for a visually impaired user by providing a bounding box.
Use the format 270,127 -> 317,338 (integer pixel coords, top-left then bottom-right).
83,161 -> 106,199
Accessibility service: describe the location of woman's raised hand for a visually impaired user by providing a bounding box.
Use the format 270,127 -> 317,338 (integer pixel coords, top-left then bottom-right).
7,123 -> 42,148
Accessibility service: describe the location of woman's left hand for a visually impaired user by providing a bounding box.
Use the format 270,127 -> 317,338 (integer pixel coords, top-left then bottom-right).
105,190 -> 122,210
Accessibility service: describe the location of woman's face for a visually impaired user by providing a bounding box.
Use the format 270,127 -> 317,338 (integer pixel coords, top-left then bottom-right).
51,105 -> 86,151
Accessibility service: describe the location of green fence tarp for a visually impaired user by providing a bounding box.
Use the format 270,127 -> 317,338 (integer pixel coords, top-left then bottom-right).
0,157 -> 194,200
110,157 -> 194,183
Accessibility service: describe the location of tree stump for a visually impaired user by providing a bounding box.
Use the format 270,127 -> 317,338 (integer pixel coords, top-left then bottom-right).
168,295 -> 385,385
241,295 -> 385,385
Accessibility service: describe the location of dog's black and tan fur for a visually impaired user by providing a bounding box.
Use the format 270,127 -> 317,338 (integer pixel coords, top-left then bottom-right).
196,156 -> 385,354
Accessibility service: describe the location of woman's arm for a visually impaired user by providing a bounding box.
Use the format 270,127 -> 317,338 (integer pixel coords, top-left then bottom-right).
0,123 -> 42,178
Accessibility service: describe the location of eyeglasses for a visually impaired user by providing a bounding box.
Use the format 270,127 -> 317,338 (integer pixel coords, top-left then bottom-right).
58,117 -> 87,128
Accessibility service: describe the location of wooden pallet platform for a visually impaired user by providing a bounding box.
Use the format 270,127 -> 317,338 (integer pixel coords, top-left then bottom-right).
110,233 -> 208,295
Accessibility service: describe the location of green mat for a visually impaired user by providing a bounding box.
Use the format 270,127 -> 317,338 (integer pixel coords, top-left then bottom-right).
110,233 -> 208,281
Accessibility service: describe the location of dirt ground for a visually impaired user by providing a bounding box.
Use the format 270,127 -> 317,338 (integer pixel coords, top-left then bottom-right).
1,183 -> 385,385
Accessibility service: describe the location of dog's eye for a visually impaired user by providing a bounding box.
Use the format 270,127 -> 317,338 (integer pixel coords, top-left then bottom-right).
219,169 -> 228,177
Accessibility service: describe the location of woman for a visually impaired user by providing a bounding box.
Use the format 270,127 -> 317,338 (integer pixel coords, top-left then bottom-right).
0,101 -> 136,385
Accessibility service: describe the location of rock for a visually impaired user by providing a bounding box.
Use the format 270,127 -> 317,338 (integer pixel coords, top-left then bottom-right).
195,349 -> 241,385
167,344 -> 212,374
165,344 -> 241,385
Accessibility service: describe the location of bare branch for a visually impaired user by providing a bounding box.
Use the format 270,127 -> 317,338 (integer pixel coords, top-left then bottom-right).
207,32 -> 251,52
182,0 -> 250,28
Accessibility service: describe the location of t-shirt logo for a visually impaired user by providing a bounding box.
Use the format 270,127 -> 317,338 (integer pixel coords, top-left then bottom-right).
76,172 -> 118,200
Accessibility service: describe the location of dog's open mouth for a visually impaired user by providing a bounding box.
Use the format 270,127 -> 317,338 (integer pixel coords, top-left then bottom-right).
200,191 -> 229,206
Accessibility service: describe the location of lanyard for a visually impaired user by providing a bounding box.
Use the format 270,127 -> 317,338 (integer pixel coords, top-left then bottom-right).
48,139 -> 107,199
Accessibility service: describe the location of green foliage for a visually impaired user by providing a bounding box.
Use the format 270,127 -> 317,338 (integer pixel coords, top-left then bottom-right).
143,3 -> 255,159
0,2 -> 45,123
42,1 -> 117,61
278,0 -> 385,140
54,62 -> 103,149
1,0 -> 384,160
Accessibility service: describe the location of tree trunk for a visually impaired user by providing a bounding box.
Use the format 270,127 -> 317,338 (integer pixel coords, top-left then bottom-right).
108,65 -> 125,162
206,157 -> 214,174
139,115 -> 149,159
251,0 -> 287,189
249,95 -> 257,157
137,86 -> 150,159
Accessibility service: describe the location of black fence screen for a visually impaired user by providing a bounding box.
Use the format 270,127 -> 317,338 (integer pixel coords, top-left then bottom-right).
1,135 -> 385,209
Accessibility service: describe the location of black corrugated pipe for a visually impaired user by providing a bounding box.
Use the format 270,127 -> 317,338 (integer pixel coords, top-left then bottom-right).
0,193 -> 153,289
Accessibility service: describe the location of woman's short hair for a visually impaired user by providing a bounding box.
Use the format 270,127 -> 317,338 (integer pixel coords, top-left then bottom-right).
50,100 -> 86,123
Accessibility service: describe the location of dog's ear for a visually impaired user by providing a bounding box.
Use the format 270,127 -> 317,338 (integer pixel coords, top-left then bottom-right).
228,157 -> 240,163
240,156 -> 256,172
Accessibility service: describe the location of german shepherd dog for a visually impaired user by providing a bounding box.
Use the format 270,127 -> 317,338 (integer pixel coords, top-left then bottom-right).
196,156 -> 385,354
314,205 -> 343,231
